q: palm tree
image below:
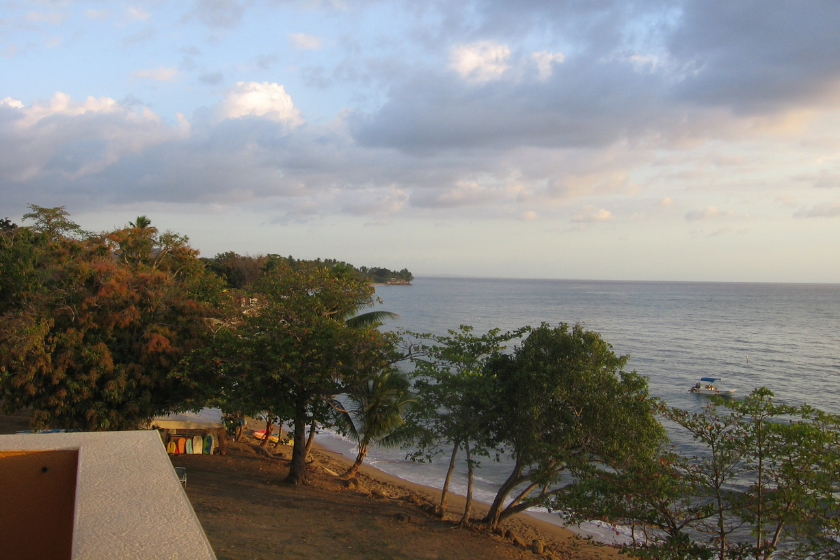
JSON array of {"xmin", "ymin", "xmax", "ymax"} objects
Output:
[
  {"xmin": 129, "ymin": 215, "xmax": 152, "ymax": 229},
  {"xmin": 344, "ymin": 310, "xmax": 399, "ymax": 328},
  {"xmin": 334, "ymin": 369, "xmax": 414, "ymax": 479}
]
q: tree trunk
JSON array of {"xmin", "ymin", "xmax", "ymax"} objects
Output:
[
  {"xmin": 234, "ymin": 414, "xmax": 244, "ymax": 441},
  {"xmin": 272, "ymin": 425, "xmax": 285, "ymax": 450},
  {"xmin": 484, "ymin": 459, "xmax": 525, "ymax": 529},
  {"xmin": 260, "ymin": 419, "xmax": 273, "ymax": 447},
  {"xmin": 342, "ymin": 446, "xmax": 368, "ymax": 479},
  {"xmin": 285, "ymin": 400, "xmax": 309, "ymax": 485},
  {"xmin": 439, "ymin": 440, "xmax": 460, "ymax": 517},
  {"xmin": 304, "ymin": 419, "xmax": 317, "ymax": 460},
  {"xmin": 459, "ymin": 441, "xmax": 474, "ymax": 527}
]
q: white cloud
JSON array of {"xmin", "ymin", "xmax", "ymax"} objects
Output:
[
  {"xmin": 572, "ymin": 206, "xmax": 612, "ymax": 222},
  {"xmin": 660, "ymin": 197, "xmax": 673, "ymax": 206},
  {"xmin": 1, "ymin": 97, "xmax": 25, "ymax": 109},
  {"xmin": 216, "ymin": 82, "xmax": 303, "ymax": 126},
  {"xmin": 531, "ymin": 51, "xmax": 565, "ymax": 81},
  {"xmin": 289, "ymin": 33, "xmax": 322, "ymax": 50},
  {"xmin": 450, "ymin": 41, "xmax": 510, "ymax": 82},
  {"xmin": 521, "ymin": 210, "xmax": 538, "ymax": 221},
  {"xmin": 132, "ymin": 67, "xmax": 179, "ymax": 82},
  {"xmin": 0, "ymin": 92, "xmax": 188, "ymax": 183}
]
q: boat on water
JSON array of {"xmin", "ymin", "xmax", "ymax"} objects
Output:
[{"xmin": 690, "ymin": 377, "xmax": 736, "ymax": 396}]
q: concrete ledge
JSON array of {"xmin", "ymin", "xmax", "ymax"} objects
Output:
[{"xmin": 0, "ymin": 431, "xmax": 216, "ymax": 560}]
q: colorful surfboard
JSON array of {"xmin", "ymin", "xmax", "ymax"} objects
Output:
[
  {"xmin": 166, "ymin": 441, "xmax": 177, "ymax": 454},
  {"xmin": 185, "ymin": 438, "xmax": 193, "ymax": 454},
  {"xmin": 193, "ymin": 436, "xmax": 203, "ymax": 454},
  {"xmin": 253, "ymin": 430, "xmax": 280, "ymax": 443},
  {"xmin": 177, "ymin": 437, "xmax": 186, "ymax": 454},
  {"xmin": 203, "ymin": 434, "xmax": 213, "ymax": 455}
]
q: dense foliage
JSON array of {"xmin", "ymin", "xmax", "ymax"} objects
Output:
[
  {"xmin": 202, "ymin": 252, "xmax": 413, "ymax": 290},
  {"xmin": 0, "ymin": 206, "xmax": 224, "ymax": 430}
]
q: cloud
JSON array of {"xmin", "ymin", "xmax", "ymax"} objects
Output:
[
  {"xmin": 410, "ymin": 180, "xmax": 498, "ymax": 209},
  {"xmin": 450, "ymin": 41, "xmax": 511, "ymax": 82},
  {"xmin": 86, "ymin": 9, "xmax": 111, "ymax": 20},
  {"xmin": 127, "ymin": 7, "xmax": 151, "ymax": 21},
  {"xmin": 184, "ymin": 0, "xmax": 250, "ymax": 29},
  {"xmin": 0, "ymin": 93, "xmax": 188, "ymax": 187},
  {"xmin": 341, "ymin": 188, "xmax": 407, "ymax": 216},
  {"xmin": 572, "ymin": 207, "xmax": 612, "ymax": 223},
  {"xmin": 814, "ymin": 171, "xmax": 840, "ymax": 189},
  {"xmin": 794, "ymin": 203, "xmax": 840, "ymax": 219},
  {"xmin": 199, "ymin": 71, "xmax": 225, "ymax": 85},
  {"xmin": 520, "ymin": 210, "xmax": 538, "ymax": 221},
  {"xmin": 215, "ymin": 82, "xmax": 303, "ymax": 126},
  {"xmin": 132, "ymin": 67, "xmax": 179, "ymax": 82},
  {"xmin": 531, "ymin": 51, "xmax": 565, "ymax": 81},
  {"xmin": 24, "ymin": 11, "xmax": 66, "ymax": 24},
  {"xmin": 289, "ymin": 33, "xmax": 322, "ymax": 50},
  {"xmin": 660, "ymin": 197, "xmax": 673, "ymax": 206},
  {"xmin": 685, "ymin": 206, "xmax": 733, "ymax": 221},
  {"xmin": 669, "ymin": 0, "xmax": 840, "ymax": 112}
]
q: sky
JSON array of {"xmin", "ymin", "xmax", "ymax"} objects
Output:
[{"xmin": 2, "ymin": 0, "xmax": 840, "ymax": 283}]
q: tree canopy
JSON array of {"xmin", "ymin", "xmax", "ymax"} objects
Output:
[
  {"xmin": 484, "ymin": 323, "xmax": 665, "ymax": 528},
  {"xmin": 0, "ymin": 207, "xmax": 225, "ymax": 430}
]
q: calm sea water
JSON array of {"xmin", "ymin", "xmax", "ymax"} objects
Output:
[{"xmin": 318, "ymin": 277, "xmax": 840, "ymax": 541}]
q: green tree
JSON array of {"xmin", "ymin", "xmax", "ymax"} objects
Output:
[
  {"xmin": 408, "ymin": 325, "xmax": 527, "ymax": 521},
  {"xmin": 662, "ymin": 402, "xmax": 746, "ymax": 559},
  {"xmin": 724, "ymin": 389, "xmax": 840, "ymax": 560},
  {"xmin": 562, "ymin": 445, "xmax": 713, "ymax": 553},
  {"xmin": 21, "ymin": 204, "xmax": 86, "ymax": 240},
  {"xmin": 187, "ymin": 261, "xmax": 395, "ymax": 485},
  {"xmin": 0, "ymin": 208, "xmax": 224, "ymax": 430},
  {"xmin": 485, "ymin": 323, "xmax": 665, "ymax": 529},
  {"xmin": 332, "ymin": 368, "xmax": 414, "ymax": 479}
]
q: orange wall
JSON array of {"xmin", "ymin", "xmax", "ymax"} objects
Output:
[{"xmin": 0, "ymin": 449, "xmax": 79, "ymax": 560}]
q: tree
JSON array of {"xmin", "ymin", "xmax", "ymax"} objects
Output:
[
  {"xmin": 662, "ymin": 402, "xmax": 746, "ymax": 559},
  {"xmin": 724, "ymin": 389, "xmax": 840, "ymax": 560},
  {"xmin": 484, "ymin": 323, "xmax": 665, "ymax": 529},
  {"xmin": 332, "ymin": 368, "xmax": 414, "ymax": 479},
  {"xmin": 561, "ymin": 445, "xmax": 713, "ymax": 551},
  {"xmin": 186, "ymin": 260, "xmax": 395, "ymax": 485},
  {"xmin": 408, "ymin": 325, "xmax": 527, "ymax": 520},
  {"xmin": 203, "ymin": 252, "xmax": 268, "ymax": 290},
  {"xmin": 21, "ymin": 204, "xmax": 86, "ymax": 240},
  {"xmin": 0, "ymin": 207, "xmax": 224, "ymax": 430}
]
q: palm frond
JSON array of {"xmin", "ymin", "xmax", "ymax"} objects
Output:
[{"xmin": 345, "ymin": 311, "xmax": 399, "ymax": 328}]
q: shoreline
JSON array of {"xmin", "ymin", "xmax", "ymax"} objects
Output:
[
  {"xmin": 241, "ymin": 418, "xmax": 625, "ymax": 557},
  {"xmin": 299, "ymin": 434, "xmax": 626, "ymax": 558},
  {"xmin": 306, "ymin": 425, "xmax": 629, "ymax": 547}
]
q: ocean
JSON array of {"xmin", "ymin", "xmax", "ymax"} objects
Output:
[{"xmin": 316, "ymin": 277, "xmax": 840, "ymax": 542}]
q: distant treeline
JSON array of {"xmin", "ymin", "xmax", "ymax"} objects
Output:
[{"xmin": 202, "ymin": 252, "xmax": 413, "ymax": 289}]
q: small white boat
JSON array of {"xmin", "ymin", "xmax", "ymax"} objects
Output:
[{"xmin": 690, "ymin": 377, "xmax": 736, "ymax": 396}]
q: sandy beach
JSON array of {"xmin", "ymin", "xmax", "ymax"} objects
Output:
[{"xmin": 170, "ymin": 420, "xmax": 627, "ymax": 560}]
